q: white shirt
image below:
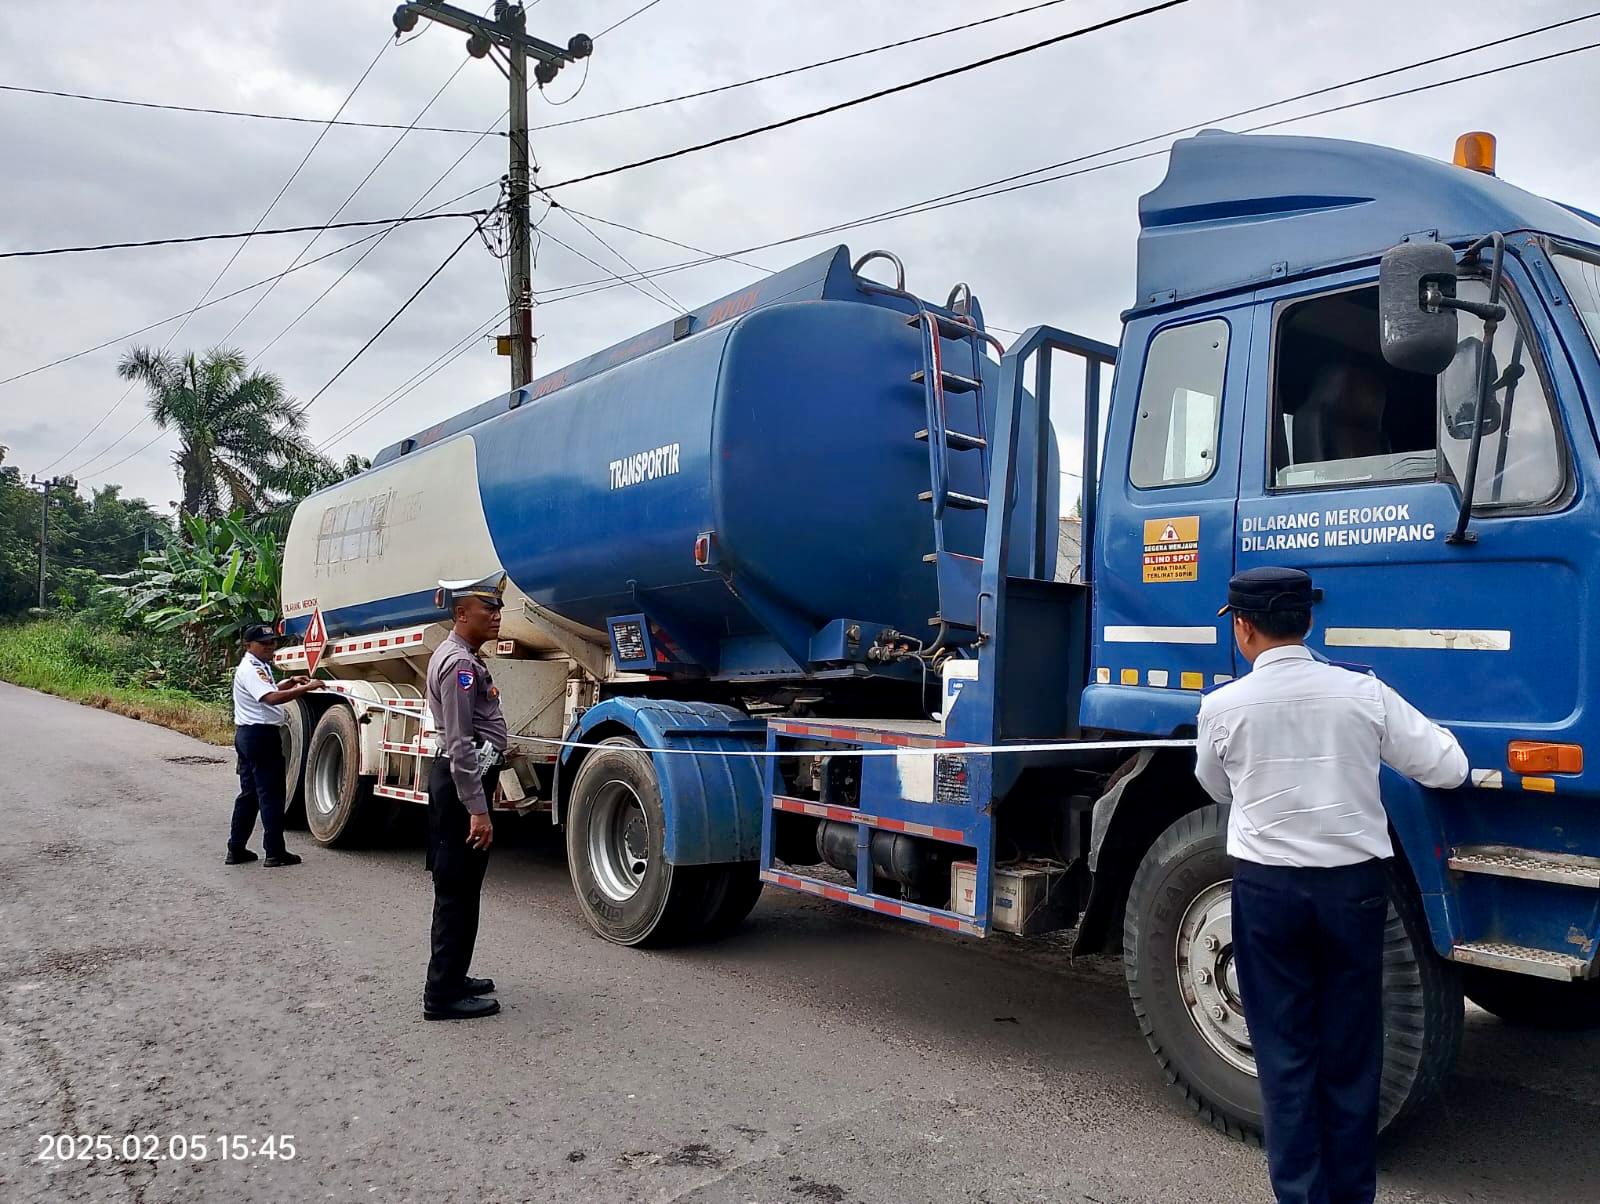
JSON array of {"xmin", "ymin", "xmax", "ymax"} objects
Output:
[
  {"xmin": 233, "ymin": 653, "xmax": 286, "ymax": 726},
  {"xmin": 1195, "ymin": 645, "xmax": 1468, "ymax": 867}
]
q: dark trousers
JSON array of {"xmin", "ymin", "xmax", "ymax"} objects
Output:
[
  {"xmin": 424, "ymin": 757, "xmax": 493, "ymax": 1004},
  {"xmin": 1232, "ymin": 857, "xmax": 1388, "ymax": 1204},
  {"xmin": 231, "ymin": 724, "xmax": 287, "ymax": 858}
]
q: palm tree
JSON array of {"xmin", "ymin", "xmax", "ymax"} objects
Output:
[{"xmin": 117, "ymin": 346, "xmax": 332, "ymax": 518}]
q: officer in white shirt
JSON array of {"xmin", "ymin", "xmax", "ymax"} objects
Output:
[
  {"xmin": 229, "ymin": 623, "xmax": 323, "ymax": 868},
  {"xmin": 1195, "ymin": 567, "xmax": 1466, "ymax": 1204}
]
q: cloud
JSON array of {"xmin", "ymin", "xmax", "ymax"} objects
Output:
[{"xmin": 2, "ymin": 0, "xmax": 1597, "ymax": 510}]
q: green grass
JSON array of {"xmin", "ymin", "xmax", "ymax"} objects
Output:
[{"xmin": 0, "ymin": 618, "xmax": 233, "ymax": 745}]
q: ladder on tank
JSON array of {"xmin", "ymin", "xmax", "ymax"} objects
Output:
[{"xmin": 910, "ymin": 286, "xmax": 1005, "ymax": 649}]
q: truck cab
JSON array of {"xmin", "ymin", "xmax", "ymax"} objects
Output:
[{"xmin": 1039, "ymin": 128, "xmax": 1600, "ymax": 1134}]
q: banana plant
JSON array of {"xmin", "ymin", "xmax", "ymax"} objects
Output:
[{"xmin": 102, "ymin": 509, "xmax": 283, "ymax": 676}]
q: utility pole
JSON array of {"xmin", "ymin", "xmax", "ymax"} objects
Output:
[
  {"xmin": 391, "ymin": 2, "xmax": 591, "ymax": 390},
  {"xmin": 29, "ymin": 475, "xmax": 64, "ymax": 609}
]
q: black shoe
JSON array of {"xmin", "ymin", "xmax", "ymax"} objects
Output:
[
  {"xmin": 262, "ymin": 851, "xmax": 302, "ymax": 868},
  {"xmin": 225, "ymin": 848, "xmax": 258, "ymax": 865},
  {"xmin": 458, "ymin": 976, "xmax": 496, "ymax": 998},
  {"xmin": 424, "ymin": 995, "xmax": 501, "ymax": 1021}
]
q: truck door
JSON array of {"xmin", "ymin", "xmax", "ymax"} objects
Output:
[
  {"xmin": 1086, "ymin": 298, "xmax": 1252, "ymax": 735},
  {"xmin": 1236, "ymin": 251, "xmax": 1594, "ymax": 786}
]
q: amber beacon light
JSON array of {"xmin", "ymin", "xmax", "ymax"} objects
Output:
[{"xmin": 1453, "ymin": 130, "xmax": 1497, "ymax": 175}]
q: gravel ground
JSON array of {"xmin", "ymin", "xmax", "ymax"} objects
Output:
[{"xmin": 3, "ymin": 681, "xmax": 1598, "ymax": 1203}]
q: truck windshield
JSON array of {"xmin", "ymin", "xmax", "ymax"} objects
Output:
[{"xmin": 1553, "ymin": 248, "xmax": 1600, "ymax": 357}]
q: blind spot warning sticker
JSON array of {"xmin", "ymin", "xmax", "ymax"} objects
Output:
[{"xmin": 1143, "ymin": 516, "xmax": 1200, "ymax": 583}]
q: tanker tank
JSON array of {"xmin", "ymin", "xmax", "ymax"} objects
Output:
[{"xmin": 280, "ymin": 245, "xmax": 1056, "ymax": 681}]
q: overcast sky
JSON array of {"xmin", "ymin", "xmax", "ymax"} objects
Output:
[{"xmin": 2, "ymin": 0, "xmax": 1597, "ymax": 512}]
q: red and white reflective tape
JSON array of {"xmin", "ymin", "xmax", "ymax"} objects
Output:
[
  {"xmin": 771, "ymin": 795, "xmax": 965, "ymax": 843},
  {"xmin": 761, "ymin": 869, "xmax": 984, "ymax": 937},
  {"xmin": 374, "ymin": 784, "xmax": 428, "ymax": 803},
  {"xmin": 276, "ymin": 627, "xmax": 429, "ymax": 666},
  {"xmin": 325, "ymin": 683, "xmax": 425, "ymax": 710},
  {"xmin": 769, "ymin": 719, "xmax": 966, "ymax": 749}
]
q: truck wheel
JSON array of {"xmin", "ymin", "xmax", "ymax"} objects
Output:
[
  {"xmin": 566, "ymin": 737, "xmax": 714, "ymax": 947},
  {"xmin": 304, "ymin": 705, "xmax": 378, "ymax": 847},
  {"xmin": 280, "ymin": 700, "xmax": 309, "ymax": 829},
  {"xmin": 1122, "ymin": 805, "xmax": 1463, "ymax": 1142},
  {"xmin": 700, "ymin": 863, "xmax": 764, "ymax": 938},
  {"xmin": 1462, "ymin": 966, "xmax": 1600, "ymax": 1030}
]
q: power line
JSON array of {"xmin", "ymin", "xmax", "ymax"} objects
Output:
[
  {"xmin": 0, "ymin": 81, "xmax": 503, "ymax": 136},
  {"xmin": 1, "ymin": 209, "xmax": 489, "ymax": 261},
  {"xmin": 553, "ymin": 208, "xmax": 686, "ymax": 313},
  {"xmin": 596, "ymin": 0, "xmax": 669, "ymax": 40},
  {"xmin": 250, "ymin": 125, "xmax": 508, "ymax": 363},
  {"xmin": 538, "ymin": 0, "xmax": 1194, "ymax": 192},
  {"xmin": 530, "ymin": 0, "xmax": 1076, "ymax": 135},
  {"xmin": 315, "ymin": 304, "xmax": 511, "ymax": 452},
  {"xmin": 301, "ymin": 220, "xmax": 489, "ymax": 415},
  {"xmin": 537, "ymin": 226, "xmax": 681, "ymax": 315},
  {"xmin": 527, "ymin": 21, "xmax": 1600, "ymax": 307},
  {"xmin": 0, "ymin": 224, "xmax": 401, "ymax": 389},
  {"xmin": 556, "ymin": 205, "xmax": 769, "ymax": 272},
  {"xmin": 42, "ymin": 37, "xmax": 395, "ymax": 478},
  {"xmin": 224, "ymin": 55, "xmax": 476, "ymax": 346},
  {"xmin": 78, "ymin": 214, "xmax": 491, "ymax": 485}
]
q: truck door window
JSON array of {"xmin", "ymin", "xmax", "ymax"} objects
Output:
[
  {"xmin": 1272, "ymin": 287, "xmax": 1435, "ymax": 489},
  {"xmin": 1270, "ymin": 282, "xmax": 1563, "ymax": 508},
  {"xmin": 1438, "ymin": 279, "xmax": 1563, "ymax": 508},
  {"xmin": 1129, "ymin": 318, "xmax": 1228, "ymax": 489}
]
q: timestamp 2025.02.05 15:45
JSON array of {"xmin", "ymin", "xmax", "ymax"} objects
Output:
[{"xmin": 36, "ymin": 1133, "xmax": 296, "ymax": 1163}]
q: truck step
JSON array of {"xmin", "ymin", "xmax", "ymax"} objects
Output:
[
  {"xmin": 910, "ymin": 368, "xmax": 981, "ymax": 395},
  {"xmin": 915, "ymin": 427, "xmax": 987, "ymax": 450},
  {"xmin": 1450, "ymin": 940, "xmax": 1590, "ymax": 980},
  {"xmin": 907, "ymin": 311, "xmax": 976, "ymax": 341},
  {"xmin": 1449, "ymin": 844, "xmax": 1600, "ymax": 888},
  {"xmin": 918, "ymin": 490, "xmax": 987, "ymax": 510}
]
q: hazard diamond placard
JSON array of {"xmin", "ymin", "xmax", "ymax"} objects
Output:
[
  {"xmin": 302, "ymin": 605, "xmax": 328, "ymax": 676},
  {"xmin": 1142, "ymin": 516, "xmax": 1200, "ymax": 583}
]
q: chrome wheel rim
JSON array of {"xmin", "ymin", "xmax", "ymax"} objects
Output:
[
  {"xmin": 309, "ymin": 740, "xmax": 344, "ymax": 819},
  {"xmin": 587, "ymin": 780, "xmax": 649, "ymax": 903},
  {"xmin": 1175, "ymin": 880, "xmax": 1255, "ymax": 1076}
]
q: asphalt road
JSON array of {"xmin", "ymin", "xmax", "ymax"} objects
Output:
[{"xmin": 3, "ymin": 682, "xmax": 1599, "ymax": 1204}]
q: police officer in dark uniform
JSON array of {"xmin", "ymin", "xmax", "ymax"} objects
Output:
[
  {"xmin": 1196, "ymin": 567, "xmax": 1467, "ymax": 1204},
  {"xmin": 422, "ymin": 574, "xmax": 509, "ymax": 1021}
]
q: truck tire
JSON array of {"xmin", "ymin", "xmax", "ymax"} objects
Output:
[
  {"xmin": 1461, "ymin": 966, "xmax": 1600, "ymax": 1030},
  {"xmin": 1122, "ymin": 805, "xmax": 1462, "ymax": 1142},
  {"xmin": 303, "ymin": 705, "xmax": 379, "ymax": 847},
  {"xmin": 566, "ymin": 736, "xmax": 716, "ymax": 947},
  {"xmin": 280, "ymin": 700, "xmax": 309, "ymax": 829},
  {"xmin": 699, "ymin": 863, "xmax": 764, "ymax": 938}
]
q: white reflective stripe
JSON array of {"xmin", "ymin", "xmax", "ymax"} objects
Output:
[
  {"xmin": 1471, "ymin": 769, "xmax": 1505, "ymax": 789},
  {"xmin": 1147, "ymin": 670, "xmax": 1170, "ymax": 687},
  {"xmin": 1323, "ymin": 627, "xmax": 1511, "ymax": 652},
  {"xmin": 1104, "ymin": 625, "xmax": 1218, "ymax": 645},
  {"xmin": 339, "ymin": 697, "xmax": 1195, "ymax": 758}
]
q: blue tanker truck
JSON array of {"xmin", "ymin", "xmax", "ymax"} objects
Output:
[{"xmin": 277, "ymin": 128, "xmax": 1600, "ymax": 1140}]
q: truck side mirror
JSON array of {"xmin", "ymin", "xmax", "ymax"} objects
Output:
[
  {"xmin": 1442, "ymin": 336, "xmax": 1503, "ymax": 439},
  {"xmin": 1379, "ymin": 241, "xmax": 1460, "ymax": 375}
]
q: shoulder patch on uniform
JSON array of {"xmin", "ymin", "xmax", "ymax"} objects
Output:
[
  {"xmin": 457, "ymin": 669, "xmax": 475, "ymax": 690},
  {"xmin": 1328, "ymin": 659, "xmax": 1375, "ymax": 677},
  {"xmin": 256, "ymin": 669, "xmax": 272, "ymax": 683}
]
